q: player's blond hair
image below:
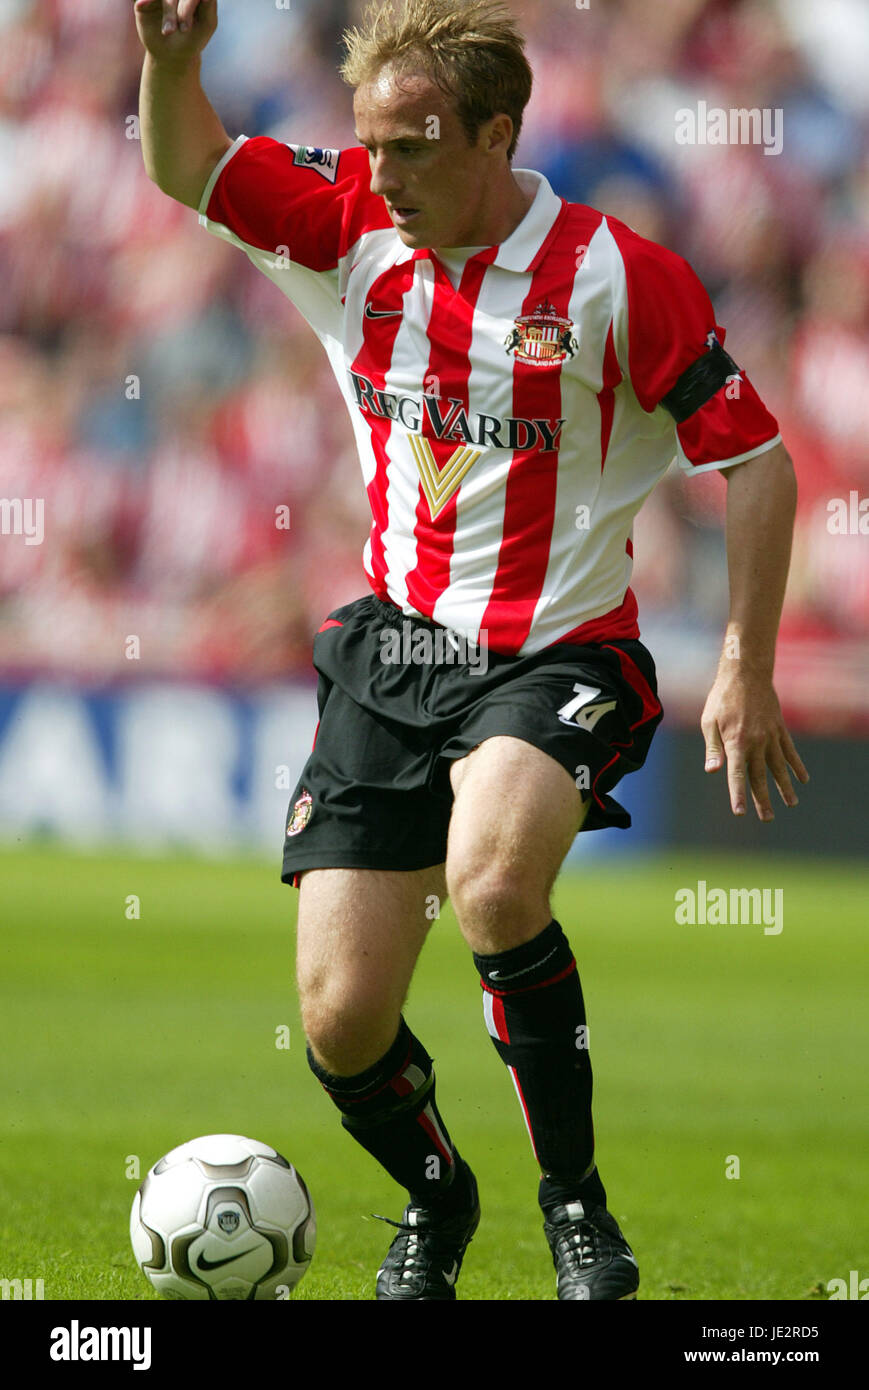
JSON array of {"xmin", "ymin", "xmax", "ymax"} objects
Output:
[{"xmin": 341, "ymin": 0, "xmax": 533, "ymax": 161}]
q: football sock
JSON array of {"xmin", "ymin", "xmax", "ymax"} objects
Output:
[
  {"xmin": 306, "ymin": 1017, "xmax": 471, "ymax": 1210},
  {"xmin": 473, "ymin": 918, "xmax": 608, "ymax": 1212}
]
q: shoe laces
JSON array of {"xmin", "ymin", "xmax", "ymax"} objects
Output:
[
  {"xmin": 372, "ymin": 1210, "xmax": 420, "ymax": 1237},
  {"xmin": 372, "ymin": 1210, "xmax": 430, "ymax": 1281},
  {"xmin": 554, "ymin": 1215, "xmax": 600, "ymax": 1270}
]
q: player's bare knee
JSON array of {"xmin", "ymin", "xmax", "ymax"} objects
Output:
[
  {"xmin": 447, "ymin": 857, "xmax": 549, "ymax": 951},
  {"xmin": 300, "ymin": 982, "xmax": 398, "ymax": 1076},
  {"xmin": 303, "ymin": 1014, "xmax": 392, "ymax": 1077}
]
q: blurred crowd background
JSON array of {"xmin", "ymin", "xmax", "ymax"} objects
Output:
[{"xmin": 2, "ymin": 0, "xmax": 868, "ymax": 726}]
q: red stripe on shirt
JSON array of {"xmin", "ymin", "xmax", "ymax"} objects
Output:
[
  {"xmin": 403, "ymin": 248, "xmax": 498, "ymax": 616},
  {"xmin": 550, "ymin": 588, "xmax": 640, "ymax": 646},
  {"xmin": 350, "ymin": 263, "xmax": 418, "ymax": 598},
  {"xmin": 599, "ymin": 320, "xmax": 621, "ymax": 470},
  {"xmin": 479, "ymin": 207, "xmax": 583, "ymax": 652}
]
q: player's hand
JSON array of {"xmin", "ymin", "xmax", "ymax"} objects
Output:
[
  {"xmin": 134, "ymin": 0, "xmax": 217, "ymax": 60},
  {"xmin": 701, "ymin": 669, "xmax": 809, "ymax": 821}
]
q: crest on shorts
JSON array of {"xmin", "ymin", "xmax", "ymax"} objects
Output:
[
  {"xmin": 287, "ymin": 790, "xmax": 313, "ymax": 837},
  {"xmin": 505, "ymin": 300, "xmax": 579, "ymax": 368}
]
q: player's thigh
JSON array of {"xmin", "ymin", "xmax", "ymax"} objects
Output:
[
  {"xmin": 295, "ymin": 864, "xmax": 446, "ymax": 1055},
  {"xmin": 445, "ymin": 736, "xmax": 588, "ymax": 950}
]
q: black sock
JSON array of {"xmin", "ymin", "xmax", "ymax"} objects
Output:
[
  {"xmin": 538, "ymin": 1169, "xmax": 607, "ymax": 1213},
  {"xmin": 473, "ymin": 919, "xmax": 608, "ymax": 1212},
  {"xmin": 306, "ymin": 1017, "xmax": 470, "ymax": 1209}
]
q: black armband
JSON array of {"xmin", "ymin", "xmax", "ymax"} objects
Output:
[{"xmin": 659, "ymin": 340, "xmax": 741, "ymax": 423}]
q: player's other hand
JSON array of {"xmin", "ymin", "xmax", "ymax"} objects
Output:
[
  {"xmin": 134, "ymin": 0, "xmax": 217, "ymax": 60},
  {"xmin": 701, "ymin": 669, "xmax": 809, "ymax": 822}
]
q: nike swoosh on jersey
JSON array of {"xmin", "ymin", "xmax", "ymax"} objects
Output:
[
  {"xmin": 194, "ymin": 1246, "xmax": 260, "ymax": 1272},
  {"xmin": 365, "ymin": 304, "xmax": 403, "ymax": 319}
]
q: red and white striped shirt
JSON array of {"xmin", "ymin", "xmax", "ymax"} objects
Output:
[{"xmin": 199, "ymin": 137, "xmax": 781, "ymax": 655}]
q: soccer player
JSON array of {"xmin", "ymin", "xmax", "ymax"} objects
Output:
[{"xmin": 135, "ymin": 0, "xmax": 809, "ymax": 1300}]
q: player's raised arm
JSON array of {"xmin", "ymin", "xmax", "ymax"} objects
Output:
[{"xmin": 134, "ymin": 0, "xmax": 232, "ymax": 209}]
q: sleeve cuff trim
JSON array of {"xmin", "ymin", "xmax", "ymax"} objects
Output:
[
  {"xmin": 679, "ymin": 432, "xmax": 782, "ymax": 477},
  {"xmin": 197, "ymin": 134, "xmax": 248, "ymax": 220}
]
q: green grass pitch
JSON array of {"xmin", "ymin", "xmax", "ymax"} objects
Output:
[{"xmin": 0, "ymin": 843, "xmax": 865, "ymax": 1301}]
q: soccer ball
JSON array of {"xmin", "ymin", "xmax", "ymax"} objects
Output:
[{"xmin": 130, "ymin": 1134, "xmax": 316, "ymax": 1300}]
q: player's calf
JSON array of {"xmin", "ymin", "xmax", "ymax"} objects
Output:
[
  {"xmin": 471, "ymin": 917, "xmax": 639, "ymax": 1298},
  {"xmin": 305, "ymin": 1016, "xmax": 479, "ymax": 1298}
]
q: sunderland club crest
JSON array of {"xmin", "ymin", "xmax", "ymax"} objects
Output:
[
  {"xmin": 505, "ymin": 300, "xmax": 579, "ymax": 367},
  {"xmin": 287, "ymin": 790, "xmax": 313, "ymax": 837}
]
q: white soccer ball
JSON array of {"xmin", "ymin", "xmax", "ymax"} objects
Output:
[{"xmin": 130, "ymin": 1134, "xmax": 316, "ymax": 1300}]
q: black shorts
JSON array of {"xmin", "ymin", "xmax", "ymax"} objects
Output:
[{"xmin": 281, "ymin": 595, "xmax": 663, "ymax": 884}]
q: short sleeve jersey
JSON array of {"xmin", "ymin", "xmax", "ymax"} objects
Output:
[{"xmin": 199, "ymin": 136, "xmax": 781, "ymax": 656}]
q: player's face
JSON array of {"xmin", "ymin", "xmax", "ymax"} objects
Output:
[{"xmin": 354, "ymin": 69, "xmax": 513, "ymax": 250}]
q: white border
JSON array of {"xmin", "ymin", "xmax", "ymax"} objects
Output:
[
  {"xmin": 197, "ymin": 134, "xmax": 249, "ymax": 221},
  {"xmin": 679, "ymin": 431, "xmax": 783, "ymax": 477}
]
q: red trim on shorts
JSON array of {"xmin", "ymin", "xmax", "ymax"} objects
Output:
[
  {"xmin": 587, "ymin": 642, "xmax": 663, "ymax": 813},
  {"xmin": 602, "ymin": 642, "xmax": 661, "ymax": 726}
]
